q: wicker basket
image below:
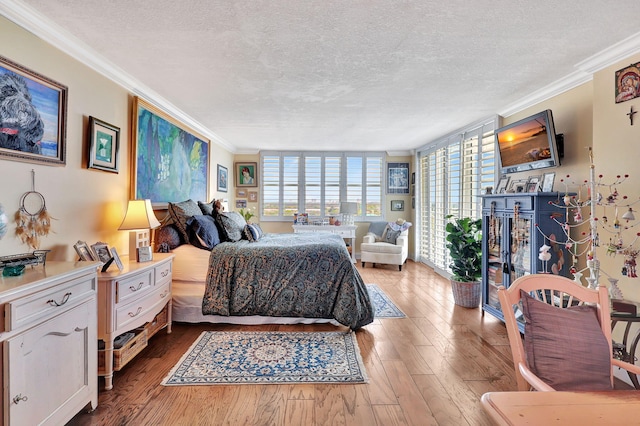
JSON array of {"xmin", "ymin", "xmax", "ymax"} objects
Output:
[{"xmin": 451, "ymin": 279, "xmax": 481, "ymax": 308}]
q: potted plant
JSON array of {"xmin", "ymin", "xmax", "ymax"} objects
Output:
[{"xmin": 445, "ymin": 215, "xmax": 482, "ymax": 308}]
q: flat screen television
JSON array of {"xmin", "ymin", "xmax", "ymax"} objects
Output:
[{"xmin": 495, "ymin": 109, "xmax": 561, "ymax": 174}]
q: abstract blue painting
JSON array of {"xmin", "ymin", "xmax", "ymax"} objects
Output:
[{"xmin": 133, "ymin": 97, "xmax": 209, "ymax": 204}]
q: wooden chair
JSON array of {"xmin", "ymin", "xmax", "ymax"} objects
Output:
[{"xmin": 498, "ymin": 274, "xmax": 640, "ymax": 391}]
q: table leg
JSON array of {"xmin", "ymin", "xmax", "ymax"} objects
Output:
[{"xmin": 104, "ymin": 338, "xmax": 114, "ymax": 390}]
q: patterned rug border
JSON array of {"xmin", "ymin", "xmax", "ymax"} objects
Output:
[
  {"xmin": 162, "ymin": 330, "xmax": 368, "ymax": 386},
  {"xmin": 367, "ymin": 284, "xmax": 406, "ymax": 318}
]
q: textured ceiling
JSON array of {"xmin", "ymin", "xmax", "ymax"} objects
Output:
[{"xmin": 8, "ymin": 1, "xmax": 640, "ymax": 152}]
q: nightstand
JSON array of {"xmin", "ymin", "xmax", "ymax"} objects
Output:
[{"xmin": 97, "ymin": 253, "xmax": 174, "ymax": 390}]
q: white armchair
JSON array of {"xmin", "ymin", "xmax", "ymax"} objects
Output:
[{"xmin": 360, "ymin": 221, "xmax": 410, "ymax": 271}]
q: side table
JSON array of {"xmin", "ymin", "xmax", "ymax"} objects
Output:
[
  {"xmin": 97, "ymin": 253, "xmax": 174, "ymax": 390},
  {"xmin": 292, "ymin": 224, "xmax": 357, "ymax": 263}
]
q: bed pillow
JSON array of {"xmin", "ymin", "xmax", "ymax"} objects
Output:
[
  {"xmin": 215, "ymin": 211, "xmax": 247, "ymax": 242},
  {"xmin": 243, "ymin": 223, "xmax": 264, "ymax": 242},
  {"xmin": 155, "ymin": 224, "xmax": 183, "ymax": 252},
  {"xmin": 168, "ymin": 199, "xmax": 201, "ymax": 241},
  {"xmin": 187, "ymin": 215, "xmax": 220, "ymax": 250},
  {"xmin": 520, "ymin": 290, "xmax": 612, "ymax": 391},
  {"xmin": 198, "ymin": 200, "xmax": 216, "ymax": 216}
]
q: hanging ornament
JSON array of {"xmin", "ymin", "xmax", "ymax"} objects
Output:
[
  {"xmin": 14, "ymin": 170, "xmax": 53, "ymax": 250},
  {"xmin": 622, "ymin": 207, "xmax": 635, "ymax": 222}
]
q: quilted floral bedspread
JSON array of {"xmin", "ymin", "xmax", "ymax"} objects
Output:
[{"xmin": 201, "ymin": 232, "xmax": 374, "ymax": 329}]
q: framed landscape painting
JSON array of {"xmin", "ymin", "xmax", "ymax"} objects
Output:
[
  {"xmin": 0, "ymin": 55, "xmax": 67, "ymax": 165},
  {"xmin": 132, "ymin": 97, "xmax": 210, "ymax": 206}
]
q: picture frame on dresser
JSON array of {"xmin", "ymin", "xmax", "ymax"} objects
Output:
[
  {"xmin": 74, "ymin": 240, "xmax": 95, "ymax": 261},
  {"xmin": 496, "ymin": 176, "xmax": 510, "ymax": 194},
  {"xmin": 110, "ymin": 247, "xmax": 124, "ymax": 271},
  {"xmin": 91, "ymin": 242, "xmax": 112, "ymax": 263}
]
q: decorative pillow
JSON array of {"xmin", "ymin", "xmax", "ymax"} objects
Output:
[
  {"xmin": 384, "ymin": 229, "xmax": 401, "ymax": 245},
  {"xmin": 187, "ymin": 215, "xmax": 220, "ymax": 250},
  {"xmin": 168, "ymin": 199, "xmax": 201, "ymax": 241},
  {"xmin": 215, "ymin": 211, "xmax": 247, "ymax": 242},
  {"xmin": 368, "ymin": 221, "xmax": 388, "ymax": 240},
  {"xmin": 520, "ymin": 290, "xmax": 612, "ymax": 391},
  {"xmin": 155, "ymin": 224, "xmax": 183, "ymax": 252},
  {"xmin": 198, "ymin": 200, "xmax": 216, "ymax": 216},
  {"xmin": 243, "ymin": 223, "xmax": 264, "ymax": 242}
]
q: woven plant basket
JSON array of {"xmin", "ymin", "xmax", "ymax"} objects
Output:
[{"xmin": 451, "ymin": 279, "xmax": 481, "ymax": 308}]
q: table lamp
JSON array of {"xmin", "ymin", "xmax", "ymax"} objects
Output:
[
  {"xmin": 118, "ymin": 199, "xmax": 161, "ymax": 262},
  {"xmin": 340, "ymin": 202, "xmax": 358, "ymax": 226}
]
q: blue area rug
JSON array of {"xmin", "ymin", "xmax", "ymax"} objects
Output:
[
  {"xmin": 162, "ymin": 331, "xmax": 367, "ymax": 385},
  {"xmin": 367, "ymin": 284, "xmax": 406, "ymax": 318}
]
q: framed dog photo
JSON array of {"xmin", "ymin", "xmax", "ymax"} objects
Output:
[
  {"xmin": 91, "ymin": 242, "xmax": 112, "ymax": 264},
  {"xmin": 0, "ymin": 54, "xmax": 67, "ymax": 166}
]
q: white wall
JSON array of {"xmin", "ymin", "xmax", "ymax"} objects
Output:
[{"xmin": 0, "ymin": 17, "xmax": 233, "ymax": 260}]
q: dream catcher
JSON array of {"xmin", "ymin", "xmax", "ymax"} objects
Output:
[{"xmin": 15, "ymin": 170, "xmax": 53, "ymax": 250}]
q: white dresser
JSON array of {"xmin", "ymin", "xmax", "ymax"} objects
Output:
[
  {"xmin": 0, "ymin": 261, "xmax": 100, "ymax": 425},
  {"xmin": 292, "ymin": 224, "xmax": 357, "ymax": 262}
]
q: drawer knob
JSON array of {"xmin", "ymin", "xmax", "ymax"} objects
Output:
[
  {"xmin": 128, "ymin": 307, "xmax": 143, "ymax": 317},
  {"xmin": 12, "ymin": 394, "xmax": 28, "ymax": 404},
  {"xmin": 160, "ymin": 290, "xmax": 169, "ymax": 298},
  {"xmin": 47, "ymin": 292, "xmax": 71, "ymax": 307},
  {"xmin": 129, "ymin": 282, "xmax": 144, "ymax": 292}
]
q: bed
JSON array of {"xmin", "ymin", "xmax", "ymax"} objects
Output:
[{"xmin": 170, "ymin": 231, "xmax": 374, "ymax": 330}]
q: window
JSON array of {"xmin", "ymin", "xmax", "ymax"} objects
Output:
[
  {"xmin": 260, "ymin": 152, "xmax": 385, "ymax": 221},
  {"xmin": 417, "ymin": 117, "xmax": 497, "ymax": 276}
]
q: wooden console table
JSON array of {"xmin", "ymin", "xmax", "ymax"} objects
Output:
[
  {"xmin": 97, "ymin": 253, "xmax": 174, "ymax": 390},
  {"xmin": 292, "ymin": 224, "xmax": 357, "ymax": 262}
]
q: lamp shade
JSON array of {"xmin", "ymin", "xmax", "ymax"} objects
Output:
[
  {"xmin": 340, "ymin": 202, "xmax": 358, "ymax": 214},
  {"xmin": 118, "ymin": 199, "xmax": 161, "ymax": 230}
]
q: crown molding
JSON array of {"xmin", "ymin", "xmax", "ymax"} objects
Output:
[
  {"xmin": 499, "ymin": 31, "xmax": 640, "ymax": 118},
  {"xmin": 0, "ymin": 0, "xmax": 236, "ymax": 153}
]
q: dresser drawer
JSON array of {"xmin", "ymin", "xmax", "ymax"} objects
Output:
[
  {"xmin": 6, "ymin": 275, "xmax": 96, "ymax": 332},
  {"xmin": 114, "ymin": 281, "xmax": 171, "ymax": 331},
  {"xmin": 116, "ymin": 269, "xmax": 153, "ymax": 304},
  {"xmin": 154, "ymin": 260, "xmax": 172, "ymax": 285}
]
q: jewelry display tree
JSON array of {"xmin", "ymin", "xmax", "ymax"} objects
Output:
[{"xmin": 536, "ymin": 148, "xmax": 639, "ymax": 298}]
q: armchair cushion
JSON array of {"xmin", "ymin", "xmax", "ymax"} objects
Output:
[
  {"xmin": 520, "ymin": 290, "xmax": 612, "ymax": 391},
  {"xmin": 384, "ymin": 229, "xmax": 401, "ymax": 244},
  {"xmin": 368, "ymin": 221, "xmax": 388, "ymax": 239}
]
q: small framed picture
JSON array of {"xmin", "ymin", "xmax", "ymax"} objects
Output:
[
  {"xmin": 236, "ymin": 199, "xmax": 247, "ymax": 209},
  {"xmin": 74, "ymin": 240, "xmax": 95, "ymax": 261},
  {"xmin": 91, "ymin": 242, "xmax": 112, "ymax": 263},
  {"xmin": 542, "ymin": 172, "xmax": 556, "ymax": 192},
  {"xmin": 248, "ymin": 191, "xmax": 258, "ymax": 202},
  {"xmin": 137, "ymin": 246, "xmax": 153, "ymax": 263},
  {"xmin": 236, "ymin": 188, "xmax": 247, "ymax": 198},
  {"xmin": 217, "ymin": 164, "xmax": 228, "ymax": 192},
  {"xmin": 496, "ymin": 176, "xmax": 510, "ymax": 194},
  {"xmin": 110, "ymin": 247, "xmax": 124, "ymax": 271},
  {"xmin": 526, "ymin": 182, "xmax": 539, "ymax": 193},
  {"xmin": 391, "ymin": 200, "xmax": 404, "ymax": 211},
  {"xmin": 235, "ymin": 162, "xmax": 258, "ymax": 187},
  {"xmin": 508, "ymin": 178, "xmax": 528, "ymax": 193},
  {"xmin": 88, "ymin": 116, "xmax": 120, "ymax": 173}
]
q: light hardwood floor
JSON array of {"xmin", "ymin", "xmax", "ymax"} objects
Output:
[{"xmin": 69, "ymin": 260, "xmax": 516, "ymax": 425}]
